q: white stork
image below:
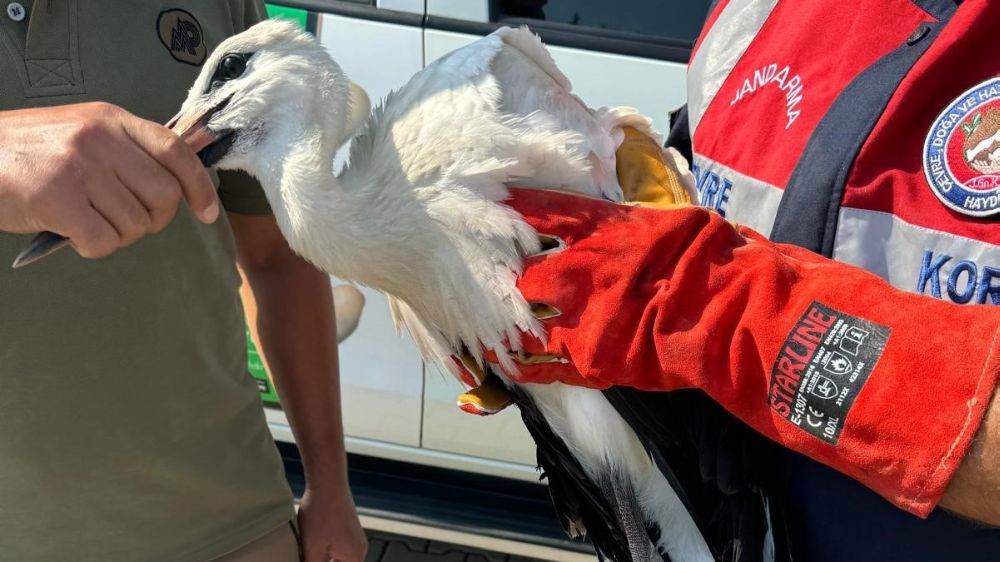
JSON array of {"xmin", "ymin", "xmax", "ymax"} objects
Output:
[{"xmin": 23, "ymin": 20, "xmax": 781, "ymax": 561}]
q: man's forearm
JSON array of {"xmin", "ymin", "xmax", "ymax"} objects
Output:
[
  {"xmin": 239, "ymin": 252, "xmax": 348, "ymax": 486},
  {"xmin": 941, "ymin": 387, "xmax": 1000, "ymax": 526}
]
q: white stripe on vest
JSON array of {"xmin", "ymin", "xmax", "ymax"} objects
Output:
[
  {"xmin": 833, "ymin": 207, "xmax": 1000, "ymax": 305},
  {"xmin": 687, "ymin": 0, "xmax": 779, "ymax": 132},
  {"xmin": 692, "ymin": 154, "xmax": 784, "ymax": 237}
]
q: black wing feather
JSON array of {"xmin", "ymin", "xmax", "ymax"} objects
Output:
[
  {"xmin": 603, "ymin": 388, "xmax": 790, "ymax": 562},
  {"xmin": 508, "ymin": 386, "xmax": 638, "ymax": 562}
]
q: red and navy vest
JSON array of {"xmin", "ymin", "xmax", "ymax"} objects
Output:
[{"xmin": 686, "ymin": 0, "xmax": 999, "ymax": 307}]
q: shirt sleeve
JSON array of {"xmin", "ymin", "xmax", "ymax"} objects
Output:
[
  {"xmin": 243, "ymin": 0, "xmax": 269, "ymax": 29},
  {"xmin": 228, "ymin": 0, "xmax": 269, "ymax": 31},
  {"xmin": 217, "ymin": 170, "xmax": 274, "ymax": 216},
  {"xmin": 217, "ymin": 0, "xmax": 272, "ymax": 216}
]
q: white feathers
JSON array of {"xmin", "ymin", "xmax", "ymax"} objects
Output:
[
  {"xmin": 191, "ymin": 21, "xmax": 657, "ymax": 374},
  {"xmin": 335, "ymin": 26, "xmax": 654, "ymax": 373},
  {"xmin": 637, "ymin": 464, "xmax": 715, "ymax": 561},
  {"xmin": 182, "ymin": 21, "xmax": 708, "ymax": 560}
]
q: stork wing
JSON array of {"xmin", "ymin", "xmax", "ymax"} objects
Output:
[
  {"xmin": 604, "ymin": 388, "xmax": 792, "ymax": 562},
  {"xmin": 387, "ymin": 296, "xmax": 458, "ymax": 376},
  {"xmin": 350, "ymin": 26, "xmax": 659, "ymax": 204},
  {"xmin": 489, "ymin": 27, "xmax": 689, "ymax": 205}
]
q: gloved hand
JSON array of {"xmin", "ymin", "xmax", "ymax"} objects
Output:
[
  {"xmin": 455, "ymin": 127, "xmax": 694, "ymax": 415},
  {"xmin": 614, "ymin": 126, "xmax": 695, "ymax": 209},
  {"xmin": 467, "ymin": 188, "xmax": 1000, "ymax": 517}
]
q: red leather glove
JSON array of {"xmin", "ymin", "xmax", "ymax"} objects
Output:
[{"xmin": 494, "ymin": 188, "xmax": 1000, "ymax": 518}]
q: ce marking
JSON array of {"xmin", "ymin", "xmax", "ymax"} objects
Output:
[{"xmin": 806, "ymin": 406, "xmax": 825, "ymax": 428}]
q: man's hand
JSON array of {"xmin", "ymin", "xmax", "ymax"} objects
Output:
[
  {"xmin": 0, "ymin": 102, "xmax": 218, "ymax": 258},
  {"xmin": 298, "ymin": 484, "xmax": 367, "ymax": 562}
]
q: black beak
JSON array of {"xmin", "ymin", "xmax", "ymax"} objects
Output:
[
  {"xmin": 166, "ymin": 96, "xmax": 232, "ymax": 156},
  {"xmin": 11, "ymin": 232, "xmax": 70, "ymax": 268},
  {"xmin": 12, "ymin": 98, "xmax": 234, "ymax": 269}
]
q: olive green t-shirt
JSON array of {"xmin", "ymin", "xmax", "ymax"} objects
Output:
[{"xmin": 0, "ymin": 2, "xmax": 295, "ymax": 560}]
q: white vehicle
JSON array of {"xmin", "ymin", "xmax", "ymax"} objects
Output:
[{"xmin": 254, "ymin": 1, "xmax": 709, "ymax": 558}]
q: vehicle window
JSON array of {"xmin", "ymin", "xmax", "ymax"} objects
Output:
[{"xmin": 497, "ymin": 0, "xmax": 713, "ymax": 44}]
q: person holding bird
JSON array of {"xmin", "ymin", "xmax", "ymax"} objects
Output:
[
  {"xmin": 0, "ymin": 3, "xmax": 365, "ymax": 561},
  {"xmin": 475, "ymin": 1, "xmax": 1000, "ymax": 561}
]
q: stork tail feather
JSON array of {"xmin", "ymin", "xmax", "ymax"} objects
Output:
[
  {"xmin": 508, "ymin": 386, "xmax": 637, "ymax": 562},
  {"xmin": 604, "ymin": 387, "xmax": 787, "ymax": 562},
  {"xmin": 603, "ymin": 471, "xmax": 661, "ymax": 561}
]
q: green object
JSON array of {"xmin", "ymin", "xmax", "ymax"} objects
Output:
[
  {"xmin": 963, "ymin": 112, "xmax": 983, "ymax": 137},
  {"xmin": 248, "ymin": 5, "xmax": 308, "ymax": 408},
  {"xmin": 266, "ymin": 4, "xmax": 309, "ymax": 28},
  {"xmin": 0, "ymin": 2, "xmax": 295, "ymax": 560},
  {"xmin": 247, "ymin": 327, "xmax": 282, "ymax": 404}
]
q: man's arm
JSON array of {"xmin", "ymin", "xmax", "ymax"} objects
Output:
[
  {"xmin": 942, "ymin": 391, "xmax": 1000, "ymax": 526},
  {"xmin": 481, "ymin": 188, "xmax": 1000, "ymax": 524},
  {"xmin": 230, "ymin": 213, "xmax": 366, "ymax": 562},
  {"xmin": 663, "ymin": 122, "xmax": 1000, "ymax": 524}
]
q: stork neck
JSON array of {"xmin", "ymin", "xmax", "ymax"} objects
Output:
[
  {"xmin": 257, "ymin": 125, "xmax": 334, "ymax": 188},
  {"xmin": 255, "ymin": 127, "xmax": 427, "ymax": 294}
]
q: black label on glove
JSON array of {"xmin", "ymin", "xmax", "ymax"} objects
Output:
[{"xmin": 768, "ymin": 302, "xmax": 890, "ymax": 445}]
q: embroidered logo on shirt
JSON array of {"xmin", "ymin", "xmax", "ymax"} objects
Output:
[
  {"xmin": 768, "ymin": 302, "xmax": 890, "ymax": 445},
  {"xmin": 157, "ymin": 9, "xmax": 207, "ymax": 66},
  {"xmin": 923, "ymin": 78, "xmax": 1000, "ymax": 218}
]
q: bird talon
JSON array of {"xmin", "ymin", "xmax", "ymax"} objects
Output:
[
  {"xmin": 535, "ymin": 234, "xmax": 565, "ymax": 255},
  {"xmin": 511, "ymin": 351, "xmax": 568, "ymax": 365},
  {"xmin": 529, "ymin": 302, "xmax": 561, "ymax": 320},
  {"xmin": 458, "ymin": 351, "xmax": 489, "ymax": 386},
  {"xmin": 457, "ymin": 372, "xmax": 512, "ymax": 415}
]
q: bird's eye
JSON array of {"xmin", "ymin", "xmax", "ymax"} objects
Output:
[
  {"xmin": 219, "ymin": 54, "xmax": 247, "ymax": 80},
  {"xmin": 206, "ymin": 52, "xmax": 254, "ymax": 93}
]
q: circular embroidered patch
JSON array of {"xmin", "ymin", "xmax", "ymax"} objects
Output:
[
  {"xmin": 923, "ymin": 77, "xmax": 1000, "ymax": 218},
  {"xmin": 156, "ymin": 9, "xmax": 206, "ymax": 66}
]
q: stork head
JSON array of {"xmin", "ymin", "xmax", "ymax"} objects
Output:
[{"xmin": 169, "ymin": 19, "xmax": 369, "ymax": 176}]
